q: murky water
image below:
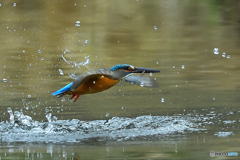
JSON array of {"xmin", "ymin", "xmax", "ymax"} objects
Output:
[{"xmin": 0, "ymin": 0, "xmax": 240, "ymax": 159}]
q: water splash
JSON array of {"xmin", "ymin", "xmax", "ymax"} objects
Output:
[
  {"xmin": 0, "ymin": 109, "xmax": 204, "ymax": 143},
  {"xmin": 62, "ymin": 48, "xmax": 90, "ymax": 67},
  {"xmin": 7, "ymin": 107, "xmax": 14, "ymax": 124},
  {"xmin": 214, "ymin": 132, "xmax": 234, "ymax": 137},
  {"xmin": 46, "ymin": 113, "xmax": 52, "ymax": 122}
]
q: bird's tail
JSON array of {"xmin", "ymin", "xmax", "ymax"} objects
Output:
[{"xmin": 52, "ymin": 82, "xmax": 73, "ymax": 96}]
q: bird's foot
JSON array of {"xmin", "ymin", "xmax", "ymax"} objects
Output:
[
  {"xmin": 69, "ymin": 95, "xmax": 75, "ymax": 99},
  {"xmin": 73, "ymin": 94, "xmax": 80, "ymax": 102},
  {"xmin": 69, "ymin": 94, "xmax": 80, "ymax": 102}
]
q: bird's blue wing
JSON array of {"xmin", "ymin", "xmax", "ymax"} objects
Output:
[{"xmin": 52, "ymin": 82, "xmax": 73, "ymax": 96}]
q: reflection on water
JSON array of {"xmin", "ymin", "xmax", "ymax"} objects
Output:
[{"xmin": 0, "ymin": 0, "xmax": 240, "ymax": 159}]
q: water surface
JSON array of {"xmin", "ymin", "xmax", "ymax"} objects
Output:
[{"xmin": 0, "ymin": 0, "xmax": 240, "ymax": 159}]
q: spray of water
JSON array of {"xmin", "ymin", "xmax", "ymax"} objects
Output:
[{"xmin": 62, "ymin": 48, "xmax": 91, "ymax": 68}]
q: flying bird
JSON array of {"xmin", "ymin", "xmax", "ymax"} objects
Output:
[{"xmin": 52, "ymin": 64, "xmax": 160, "ymax": 102}]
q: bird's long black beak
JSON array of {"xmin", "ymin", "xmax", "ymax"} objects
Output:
[{"xmin": 130, "ymin": 67, "xmax": 160, "ymax": 73}]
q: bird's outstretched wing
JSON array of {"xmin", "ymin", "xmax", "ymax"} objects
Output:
[
  {"xmin": 69, "ymin": 69, "xmax": 114, "ymax": 91},
  {"xmin": 68, "ymin": 73, "xmax": 79, "ymax": 80},
  {"xmin": 69, "ymin": 69, "xmax": 130, "ymax": 91},
  {"xmin": 124, "ymin": 75, "xmax": 159, "ymax": 87}
]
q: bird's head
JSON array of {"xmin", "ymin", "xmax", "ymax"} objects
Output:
[{"xmin": 110, "ymin": 64, "xmax": 160, "ymax": 74}]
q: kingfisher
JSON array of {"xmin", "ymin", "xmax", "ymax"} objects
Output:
[{"xmin": 52, "ymin": 64, "xmax": 160, "ymax": 102}]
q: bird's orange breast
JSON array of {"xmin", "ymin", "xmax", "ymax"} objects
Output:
[{"xmin": 73, "ymin": 75, "xmax": 120, "ymax": 95}]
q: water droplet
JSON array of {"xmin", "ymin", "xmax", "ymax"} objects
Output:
[
  {"xmin": 85, "ymin": 40, "xmax": 88, "ymax": 43},
  {"xmin": 7, "ymin": 107, "xmax": 14, "ymax": 124},
  {"xmin": 84, "ymin": 5, "xmax": 87, "ymax": 7},
  {"xmin": 61, "ymin": 97, "xmax": 66, "ymax": 102},
  {"xmin": 213, "ymin": 98, "xmax": 215, "ymax": 101},
  {"xmin": 75, "ymin": 21, "xmax": 81, "ymax": 27},
  {"xmin": 149, "ymin": 72, "xmax": 153, "ymax": 76},
  {"xmin": 181, "ymin": 65, "xmax": 185, "ymax": 69},
  {"xmin": 153, "ymin": 26, "xmax": 157, "ymax": 30},
  {"xmin": 22, "ymin": 50, "xmax": 25, "ymax": 53},
  {"xmin": 58, "ymin": 69, "xmax": 64, "ymax": 75},
  {"xmin": 161, "ymin": 98, "xmax": 165, "ymax": 103},
  {"xmin": 213, "ymin": 48, "xmax": 219, "ymax": 54},
  {"xmin": 41, "ymin": 57, "xmax": 44, "ymax": 61},
  {"xmin": 106, "ymin": 113, "xmax": 109, "ymax": 117},
  {"xmin": 3, "ymin": 78, "xmax": 7, "ymax": 82},
  {"xmin": 222, "ymin": 52, "xmax": 226, "ymax": 57},
  {"xmin": 52, "ymin": 116, "xmax": 58, "ymax": 121},
  {"xmin": 45, "ymin": 108, "xmax": 49, "ymax": 113},
  {"xmin": 175, "ymin": 143, "xmax": 178, "ymax": 153},
  {"xmin": 175, "ymin": 85, "xmax": 178, "ymax": 87},
  {"xmin": 26, "ymin": 106, "xmax": 29, "ymax": 110},
  {"xmin": 173, "ymin": 66, "xmax": 175, "ymax": 69},
  {"xmin": 93, "ymin": 81, "xmax": 95, "ymax": 84},
  {"xmin": 46, "ymin": 113, "xmax": 52, "ymax": 122},
  {"xmin": 13, "ymin": 3, "xmax": 16, "ymax": 7},
  {"xmin": 226, "ymin": 55, "xmax": 230, "ymax": 59},
  {"xmin": 121, "ymin": 106, "xmax": 124, "ymax": 110},
  {"xmin": 27, "ymin": 94, "xmax": 31, "ymax": 98},
  {"xmin": 38, "ymin": 49, "xmax": 41, "ymax": 53},
  {"xmin": 156, "ymin": 61, "xmax": 159, "ymax": 64},
  {"xmin": 140, "ymin": 83, "xmax": 144, "ymax": 87}
]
